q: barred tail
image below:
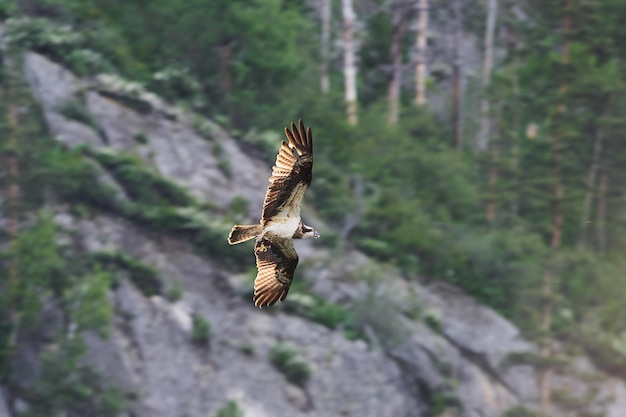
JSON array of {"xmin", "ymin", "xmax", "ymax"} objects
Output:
[{"xmin": 228, "ymin": 224, "xmax": 263, "ymax": 245}]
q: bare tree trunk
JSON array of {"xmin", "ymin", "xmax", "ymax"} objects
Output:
[
  {"xmin": 577, "ymin": 130, "xmax": 603, "ymax": 249},
  {"xmin": 415, "ymin": 0, "xmax": 429, "ymax": 106},
  {"xmin": 452, "ymin": 0, "xmax": 463, "ymax": 149},
  {"xmin": 342, "ymin": 0, "xmax": 358, "ymax": 125},
  {"xmin": 320, "ymin": 0, "xmax": 332, "ymax": 94},
  {"xmin": 387, "ymin": 3, "xmax": 407, "ymax": 124},
  {"xmin": 478, "ymin": 0, "xmax": 498, "ymax": 151},
  {"xmin": 596, "ymin": 165, "xmax": 608, "ymax": 257},
  {"xmin": 539, "ymin": 0, "xmax": 571, "ymax": 410}
]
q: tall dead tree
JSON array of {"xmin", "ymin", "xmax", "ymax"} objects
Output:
[
  {"xmin": 478, "ymin": 0, "xmax": 499, "ymax": 150},
  {"xmin": 320, "ymin": 0, "xmax": 332, "ymax": 94},
  {"xmin": 415, "ymin": 0, "xmax": 429, "ymax": 106},
  {"xmin": 452, "ymin": 0, "xmax": 464, "ymax": 149},
  {"xmin": 387, "ymin": 2, "xmax": 408, "ymax": 124},
  {"xmin": 539, "ymin": 0, "xmax": 572, "ymax": 410},
  {"xmin": 342, "ymin": 0, "xmax": 358, "ymax": 125}
]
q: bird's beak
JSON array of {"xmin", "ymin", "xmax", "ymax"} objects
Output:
[{"xmin": 314, "ymin": 231, "xmax": 320, "ymax": 239}]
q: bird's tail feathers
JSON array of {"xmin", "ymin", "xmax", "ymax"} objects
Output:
[{"xmin": 228, "ymin": 224, "xmax": 263, "ymax": 245}]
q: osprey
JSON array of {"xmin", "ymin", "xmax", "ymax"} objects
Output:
[{"xmin": 228, "ymin": 120, "xmax": 319, "ymax": 308}]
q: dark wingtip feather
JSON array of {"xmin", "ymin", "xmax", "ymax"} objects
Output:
[
  {"xmin": 306, "ymin": 126, "xmax": 313, "ymax": 153},
  {"xmin": 284, "ymin": 127, "xmax": 294, "ymax": 145},
  {"xmin": 298, "ymin": 119, "xmax": 306, "ymax": 142},
  {"xmin": 284, "ymin": 121, "xmax": 308, "ymax": 155}
]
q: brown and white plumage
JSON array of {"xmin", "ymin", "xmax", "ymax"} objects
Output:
[
  {"xmin": 253, "ymin": 237, "xmax": 298, "ymax": 307},
  {"xmin": 261, "ymin": 120, "xmax": 313, "ymax": 221},
  {"xmin": 227, "ymin": 120, "xmax": 318, "ymax": 308}
]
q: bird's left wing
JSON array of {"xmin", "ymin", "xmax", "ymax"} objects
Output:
[{"xmin": 253, "ymin": 236, "xmax": 299, "ymax": 308}]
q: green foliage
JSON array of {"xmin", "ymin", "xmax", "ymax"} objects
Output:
[
  {"xmin": 94, "ymin": 74, "xmax": 162, "ymax": 114},
  {"xmin": 65, "ymin": 269, "xmax": 114, "ymax": 338},
  {"xmin": 133, "ymin": 131, "xmax": 148, "ymax": 144},
  {"xmin": 89, "ymin": 250, "xmax": 163, "ymax": 297},
  {"xmin": 56, "ymin": 98, "xmax": 98, "ymax": 130},
  {"xmin": 214, "ymin": 400, "xmax": 244, "ymax": 417},
  {"xmin": 304, "ymin": 107, "xmax": 483, "ymax": 278},
  {"xmin": 67, "ymin": 0, "xmax": 316, "ymax": 127},
  {"xmin": 0, "ymin": 213, "xmax": 123, "ymax": 415},
  {"xmin": 37, "ymin": 145, "xmax": 249, "ymax": 269},
  {"xmin": 0, "ymin": 0, "xmax": 17, "ymax": 19},
  {"xmin": 191, "ymin": 117, "xmax": 219, "ymax": 140},
  {"xmin": 6, "ymin": 212, "xmax": 66, "ymax": 323},
  {"xmin": 37, "ymin": 145, "xmax": 121, "ymax": 211},
  {"xmin": 279, "ymin": 283, "xmax": 364, "ymax": 340},
  {"xmin": 308, "ymin": 301, "xmax": 353, "ymax": 330},
  {"xmin": 426, "ymin": 386, "xmax": 461, "ymax": 417},
  {"xmin": 88, "ymin": 149, "xmax": 195, "ymax": 207},
  {"xmin": 166, "ymin": 280, "xmax": 183, "ymax": 303},
  {"xmin": 21, "ymin": 339, "xmax": 124, "ymax": 417},
  {"xmin": 239, "ymin": 345, "xmax": 255, "ymax": 356},
  {"xmin": 423, "ymin": 309, "xmax": 442, "ymax": 334},
  {"xmin": 217, "ymin": 158, "xmax": 232, "ymax": 178},
  {"xmin": 269, "ymin": 342, "xmax": 311, "ymax": 387},
  {"xmin": 191, "ymin": 314, "xmax": 211, "ymax": 346},
  {"xmin": 571, "ymin": 329, "xmax": 626, "ymax": 378},
  {"xmin": 4, "ymin": 17, "xmax": 118, "ymax": 76},
  {"xmin": 440, "ymin": 229, "xmax": 547, "ymax": 321},
  {"xmin": 150, "ymin": 65, "xmax": 205, "ymax": 109},
  {"xmin": 503, "ymin": 406, "xmax": 552, "ymax": 417}
]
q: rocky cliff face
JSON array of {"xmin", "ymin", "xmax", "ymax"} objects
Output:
[{"xmin": 14, "ymin": 52, "xmax": 626, "ymax": 417}]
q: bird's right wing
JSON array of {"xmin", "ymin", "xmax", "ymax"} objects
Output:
[
  {"xmin": 253, "ymin": 236, "xmax": 299, "ymax": 308},
  {"xmin": 261, "ymin": 120, "xmax": 313, "ymax": 221}
]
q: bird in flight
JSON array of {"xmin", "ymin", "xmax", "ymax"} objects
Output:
[{"xmin": 228, "ymin": 120, "xmax": 319, "ymax": 308}]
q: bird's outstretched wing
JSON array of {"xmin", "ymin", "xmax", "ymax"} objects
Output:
[
  {"xmin": 261, "ymin": 120, "xmax": 313, "ymax": 222},
  {"xmin": 253, "ymin": 236, "xmax": 299, "ymax": 308}
]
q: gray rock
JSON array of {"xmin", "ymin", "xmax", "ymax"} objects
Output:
[
  {"xmin": 0, "ymin": 390, "xmax": 11, "ymax": 417},
  {"xmin": 71, "ymin": 214, "xmax": 420, "ymax": 417},
  {"xmin": 24, "ymin": 52, "xmax": 268, "ymax": 215}
]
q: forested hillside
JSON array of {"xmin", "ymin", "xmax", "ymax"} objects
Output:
[{"xmin": 1, "ymin": 0, "xmax": 626, "ymax": 416}]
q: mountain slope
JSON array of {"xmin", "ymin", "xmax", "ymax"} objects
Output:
[{"xmin": 13, "ymin": 51, "xmax": 626, "ymax": 417}]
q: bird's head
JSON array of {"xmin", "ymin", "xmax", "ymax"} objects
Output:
[{"xmin": 301, "ymin": 224, "xmax": 320, "ymax": 239}]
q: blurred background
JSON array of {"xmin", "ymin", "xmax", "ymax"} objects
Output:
[{"xmin": 0, "ymin": 0, "xmax": 625, "ymax": 416}]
